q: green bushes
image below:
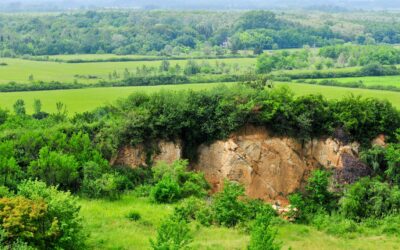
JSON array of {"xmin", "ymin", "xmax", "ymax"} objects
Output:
[
  {"xmin": 151, "ymin": 176, "xmax": 182, "ymax": 203},
  {"xmin": 0, "ymin": 180, "xmax": 85, "ymax": 249},
  {"xmin": 289, "ymin": 170, "xmax": 336, "ymax": 222},
  {"xmin": 339, "ymin": 178, "xmax": 400, "ymax": 221},
  {"xmin": 28, "ymin": 147, "xmax": 80, "ymax": 191},
  {"xmin": 126, "ymin": 211, "xmax": 141, "ymax": 221},
  {"xmin": 248, "ymin": 213, "xmax": 281, "ymax": 250},
  {"xmin": 150, "ymin": 160, "xmax": 209, "ymax": 203},
  {"xmin": 212, "ymin": 181, "xmax": 248, "ymax": 227},
  {"xmin": 150, "ymin": 217, "xmax": 192, "ymax": 250}
]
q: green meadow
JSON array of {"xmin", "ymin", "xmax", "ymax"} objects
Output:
[
  {"xmin": 79, "ymin": 193, "xmax": 400, "ymax": 250},
  {"xmin": 0, "ymin": 57, "xmax": 256, "ymax": 84},
  {"xmin": 314, "ymin": 75, "xmax": 400, "ymax": 87},
  {"xmin": 0, "ymin": 82, "xmax": 399, "ymax": 114}
]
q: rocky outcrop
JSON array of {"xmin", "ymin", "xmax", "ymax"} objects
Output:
[
  {"xmin": 193, "ymin": 126, "xmax": 367, "ymax": 205},
  {"xmin": 112, "ymin": 126, "xmax": 370, "ymax": 204},
  {"xmin": 110, "ymin": 140, "xmax": 182, "ymax": 167}
]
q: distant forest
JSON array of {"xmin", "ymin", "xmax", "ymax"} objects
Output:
[{"xmin": 1, "ymin": 10, "xmax": 400, "ymax": 56}]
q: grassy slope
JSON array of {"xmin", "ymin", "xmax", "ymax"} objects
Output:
[
  {"xmin": 0, "ymin": 82, "xmax": 399, "ymax": 114},
  {"xmin": 0, "ymin": 57, "xmax": 256, "ymax": 84},
  {"xmin": 79, "ymin": 194, "xmax": 400, "ymax": 250}
]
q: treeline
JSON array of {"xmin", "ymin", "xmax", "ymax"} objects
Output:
[
  {"xmin": 25, "ymin": 54, "xmax": 254, "ymax": 63},
  {"xmin": 257, "ymin": 45, "xmax": 400, "ymax": 73},
  {"xmin": 0, "ymin": 10, "xmax": 379, "ymax": 57},
  {"xmin": 271, "ymin": 64, "xmax": 400, "ymax": 80}
]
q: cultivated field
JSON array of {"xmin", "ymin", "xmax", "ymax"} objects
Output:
[
  {"xmin": 0, "ymin": 82, "xmax": 399, "ymax": 114},
  {"xmin": 0, "ymin": 57, "xmax": 256, "ymax": 84},
  {"xmin": 314, "ymin": 75, "xmax": 400, "ymax": 87}
]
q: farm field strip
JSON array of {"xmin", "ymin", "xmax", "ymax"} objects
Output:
[
  {"xmin": 0, "ymin": 82, "xmax": 399, "ymax": 115},
  {"xmin": 312, "ymin": 75, "xmax": 400, "ymax": 87},
  {"xmin": 0, "ymin": 57, "xmax": 256, "ymax": 84}
]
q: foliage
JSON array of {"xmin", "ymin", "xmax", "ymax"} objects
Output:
[
  {"xmin": 150, "ymin": 217, "xmax": 192, "ymax": 250},
  {"xmin": 212, "ymin": 181, "xmax": 248, "ymax": 227},
  {"xmin": 248, "ymin": 213, "xmax": 281, "ymax": 250},
  {"xmin": 0, "ymin": 196, "xmax": 55, "ymax": 248},
  {"xmin": 150, "ymin": 176, "xmax": 182, "ymax": 204},
  {"xmin": 150, "ymin": 160, "xmax": 209, "ymax": 203},
  {"xmin": 339, "ymin": 178, "xmax": 400, "ymax": 221},
  {"xmin": 17, "ymin": 180, "xmax": 85, "ymax": 249},
  {"xmin": 13, "ymin": 100, "xmax": 26, "ymax": 116},
  {"xmin": 289, "ymin": 170, "xmax": 336, "ymax": 222},
  {"xmin": 126, "ymin": 211, "xmax": 141, "ymax": 221}
]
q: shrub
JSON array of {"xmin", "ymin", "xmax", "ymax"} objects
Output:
[
  {"xmin": 0, "ymin": 108, "xmax": 7, "ymax": 125},
  {"xmin": 150, "ymin": 217, "xmax": 192, "ymax": 250},
  {"xmin": 151, "ymin": 176, "xmax": 181, "ymax": 203},
  {"xmin": 339, "ymin": 178, "xmax": 400, "ymax": 221},
  {"xmin": 126, "ymin": 211, "xmax": 141, "ymax": 221},
  {"xmin": 288, "ymin": 169, "xmax": 335, "ymax": 222},
  {"xmin": 27, "ymin": 147, "xmax": 80, "ymax": 192},
  {"xmin": 17, "ymin": 180, "xmax": 85, "ymax": 249},
  {"xmin": 150, "ymin": 160, "xmax": 209, "ymax": 203},
  {"xmin": 248, "ymin": 213, "xmax": 281, "ymax": 250},
  {"xmin": 133, "ymin": 184, "xmax": 153, "ymax": 197},
  {"xmin": 173, "ymin": 197, "xmax": 207, "ymax": 222},
  {"xmin": 84, "ymin": 173, "xmax": 125, "ymax": 200},
  {"xmin": 0, "ymin": 196, "xmax": 54, "ymax": 248},
  {"xmin": 212, "ymin": 181, "xmax": 247, "ymax": 227}
]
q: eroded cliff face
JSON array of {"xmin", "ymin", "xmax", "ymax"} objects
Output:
[
  {"xmin": 110, "ymin": 140, "xmax": 182, "ymax": 167},
  {"xmin": 112, "ymin": 126, "xmax": 371, "ymax": 204}
]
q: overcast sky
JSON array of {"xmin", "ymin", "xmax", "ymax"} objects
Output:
[{"xmin": 1, "ymin": 0, "xmax": 399, "ymax": 11}]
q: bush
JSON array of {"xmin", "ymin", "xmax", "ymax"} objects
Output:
[
  {"xmin": 0, "ymin": 196, "xmax": 53, "ymax": 248},
  {"xmin": 248, "ymin": 214, "xmax": 281, "ymax": 250},
  {"xmin": 0, "ymin": 108, "xmax": 7, "ymax": 125},
  {"xmin": 126, "ymin": 211, "xmax": 141, "ymax": 221},
  {"xmin": 150, "ymin": 160, "xmax": 209, "ymax": 203},
  {"xmin": 16, "ymin": 180, "xmax": 85, "ymax": 249},
  {"xmin": 151, "ymin": 176, "xmax": 181, "ymax": 203},
  {"xmin": 150, "ymin": 217, "xmax": 192, "ymax": 250},
  {"xmin": 212, "ymin": 181, "xmax": 248, "ymax": 227},
  {"xmin": 83, "ymin": 173, "xmax": 125, "ymax": 200},
  {"xmin": 288, "ymin": 169, "xmax": 335, "ymax": 222},
  {"xmin": 27, "ymin": 147, "xmax": 80, "ymax": 192},
  {"xmin": 339, "ymin": 178, "xmax": 400, "ymax": 221},
  {"xmin": 173, "ymin": 197, "xmax": 207, "ymax": 222}
]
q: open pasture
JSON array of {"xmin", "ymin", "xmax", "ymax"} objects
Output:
[
  {"xmin": 0, "ymin": 57, "xmax": 256, "ymax": 84},
  {"xmin": 0, "ymin": 82, "xmax": 399, "ymax": 115},
  {"xmin": 314, "ymin": 75, "xmax": 400, "ymax": 87}
]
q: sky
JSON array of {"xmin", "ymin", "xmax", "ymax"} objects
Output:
[{"xmin": 1, "ymin": 0, "xmax": 399, "ymax": 11}]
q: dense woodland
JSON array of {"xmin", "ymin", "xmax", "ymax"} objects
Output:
[{"xmin": 1, "ymin": 10, "xmax": 400, "ymax": 56}]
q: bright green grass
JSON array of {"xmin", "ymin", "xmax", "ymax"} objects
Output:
[
  {"xmin": 279, "ymin": 82, "xmax": 400, "ymax": 108},
  {"xmin": 0, "ymin": 82, "xmax": 399, "ymax": 115},
  {"xmin": 0, "ymin": 57, "xmax": 256, "ymax": 84},
  {"xmin": 314, "ymin": 75, "xmax": 400, "ymax": 87},
  {"xmin": 0, "ymin": 83, "xmax": 232, "ymax": 114},
  {"xmin": 79, "ymin": 193, "xmax": 400, "ymax": 250},
  {"xmin": 47, "ymin": 54, "xmax": 159, "ymax": 60}
]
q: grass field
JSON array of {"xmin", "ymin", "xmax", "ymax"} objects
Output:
[
  {"xmin": 314, "ymin": 75, "xmax": 400, "ymax": 87},
  {"xmin": 0, "ymin": 82, "xmax": 399, "ymax": 114},
  {"xmin": 0, "ymin": 57, "xmax": 256, "ymax": 84},
  {"xmin": 79, "ymin": 193, "xmax": 400, "ymax": 250}
]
